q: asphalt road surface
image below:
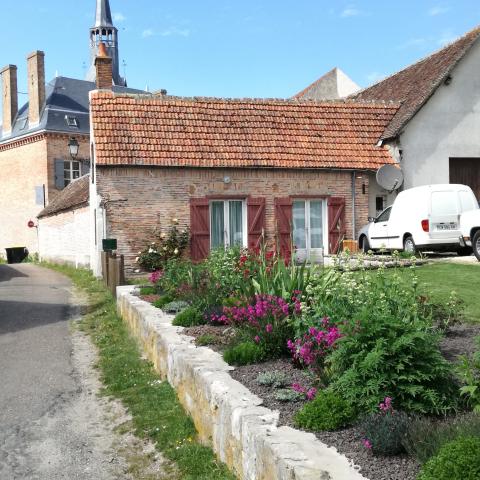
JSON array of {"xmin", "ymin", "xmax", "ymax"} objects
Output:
[{"xmin": 0, "ymin": 264, "xmax": 165, "ymax": 479}]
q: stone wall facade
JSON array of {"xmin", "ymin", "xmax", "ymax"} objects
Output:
[
  {"xmin": 96, "ymin": 166, "xmax": 370, "ymax": 272},
  {"xmin": 38, "ymin": 206, "xmax": 90, "ymax": 267}
]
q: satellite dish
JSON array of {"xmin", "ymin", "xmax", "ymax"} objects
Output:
[{"xmin": 376, "ymin": 164, "xmax": 404, "ymax": 192}]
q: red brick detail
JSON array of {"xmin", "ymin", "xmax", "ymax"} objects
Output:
[
  {"xmin": 275, "ymin": 197, "xmax": 293, "ymax": 258},
  {"xmin": 328, "ymin": 197, "xmax": 346, "ymax": 254},
  {"xmin": 247, "ymin": 197, "xmax": 266, "ymax": 250},
  {"xmin": 190, "ymin": 198, "xmax": 210, "ymax": 261}
]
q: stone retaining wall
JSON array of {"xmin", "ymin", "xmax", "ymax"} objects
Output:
[{"xmin": 117, "ymin": 285, "xmax": 367, "ymax": 480}]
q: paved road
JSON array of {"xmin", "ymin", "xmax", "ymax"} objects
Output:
[{"xmin": 0, "ymin": 264, "xmax": 160, "ymax": 479}]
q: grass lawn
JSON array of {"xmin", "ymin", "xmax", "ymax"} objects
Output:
[
  {"xmin": 42, "ymin": 262, "xmax": 235, "ymax": 480},
  {"xmin": 415, "ymin": 262, "xmax": 480, "ymax": 323}
]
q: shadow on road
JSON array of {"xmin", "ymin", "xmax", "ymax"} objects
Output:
[
  {"xmin": 0, "ymin": 299, "xmax": 72, "ymax": 335},
  {"xmin": 0, "ymin": 265, "xmax": 29, "ymax": 283}
]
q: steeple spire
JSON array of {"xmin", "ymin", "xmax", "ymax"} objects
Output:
[
  {"xmin": 95, "ymin": 0, "xmax": 113, "ymax": 27},
  {"xmin": 86, "ymin": 0, "xmax": 126, "ymax": 86}
]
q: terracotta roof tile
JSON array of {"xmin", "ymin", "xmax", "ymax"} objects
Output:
[
  {"xmin": 91, "ymin": 92, "xmax": 399, "ymax": 170},
  {"xmin": 353, "ymin": 26, "xmax": 480, "ymax": 140},
  {"xmin": 38, "ymin": 175, "xmax": 89, "ymax": 218}
]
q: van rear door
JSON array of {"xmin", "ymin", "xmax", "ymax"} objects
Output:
[{"xmin": 429, "ymin": 190, "xmax": 461, "ymax": 240}]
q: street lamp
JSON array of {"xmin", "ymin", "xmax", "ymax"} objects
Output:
[{"xmin": 68, "ymin": 137, "xmax": 79, "ymax": 160}]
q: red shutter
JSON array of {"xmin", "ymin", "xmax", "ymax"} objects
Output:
[
  {"xmin": 190, "ymin": 198, "xmax": 210, "ymax": 261},
  {"xmin": 247, "ymin": 197, "xmax": 266, "ymax": 250},
  {"xmin": 328, "ymin": 197, "xmax": 346, "ymax": 254},
  {"xmin": 274, "ymin": 197, "xmax": 293, "ymax": 259}
]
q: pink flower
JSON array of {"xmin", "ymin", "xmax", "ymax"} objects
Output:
[
  {"xmin": 379, "ymin": 397, "xmax": 393, "ymax": 412},
  {"xmin": 148, "ymin": 270, "xmax": 163, "ymax": 284},
  {"xmin": 362, "ymin": 439, "xmax": 372, "ymax": 450},
  {"xmin": 306, "ymin": 388, "xmax": 317, "ymax": 401},
  {"xmin": 254, "ymin": 335, "xmax": 261, "ymax": 344},
  {"xmin": 265, "ymin": 324, "xmax": 273, "ymax": 333},
  {"xmin": 292, "ymin": 383, "xmax": 306, "ymax": 394}
]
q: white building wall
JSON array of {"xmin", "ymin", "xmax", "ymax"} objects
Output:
[
  {"xmin": 396, "ymin": 41, "xmax": 480, "ymax": 189},
  {"xmin": 38, "ymin": 206, "xmax": 91, "ymax": 267}
]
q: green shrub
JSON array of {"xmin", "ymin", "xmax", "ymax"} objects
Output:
[
  {"xmin": 359, "ymin": 410, "xmax": 410, "ymax": 456},
  {"xmin": 196, "ymin": 334, "xmax": 218, "ymax": 346},
  {"xmin": 457, "ymin": 337, "xmax": 480, "ymax": 413},
  {"xmin": 152, "ymin": 294, "xmax": 175, "ymax": 309},
  {"xmin": 172, "ymin": 307, "xmax": 204, "ymax": 327},
  {"xmin": 139, "ymin": 286, "xmax": 157, "ymax": 296},
  {"xmin": 274, "ymin": 389, "xmax": 305, "ymax": 402},
  {"xmin": 417, "ymin": 436, "xmax": 480, "ymax": 480},
  {"xmin": 294, "ymin": 390, "xmax": 355, "ymax": 431},
  {"xmin": 223, "ymin": 342, "xmax": 265, "ymax": 366},
  {"xmin": 403, "ymin": 413, "xmax": 480, "ymax": 464},
  {"xmin": 256, "ymin": 371, "xmax": 289, "ymax": 388},
  {"xmin": 163, "ymin": 300, "xmax": 190, "ymax": 314}
]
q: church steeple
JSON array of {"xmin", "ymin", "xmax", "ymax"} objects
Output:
[{"xmin": 86, "ymin": 0, "xmax": 126, "ymax": 86}]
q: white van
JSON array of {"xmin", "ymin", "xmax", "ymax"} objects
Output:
[{"xmin": 358, "ymin": 184, "xmax": 479, "ymax": 254}]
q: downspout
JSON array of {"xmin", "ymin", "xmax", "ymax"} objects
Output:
[{"xmin": 351, "ymin": 171, "xmax": 356, "ymax": 240}]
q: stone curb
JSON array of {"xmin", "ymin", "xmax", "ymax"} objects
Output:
[{"xmin": 117, "ymin": 285, "xmax": 368, "ymax": 480}]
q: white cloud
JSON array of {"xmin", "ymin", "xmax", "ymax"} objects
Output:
[
  {"xmin": 142, "ymin": 28, "xmax": 154, "ymax": 38},
  {"xmin": 438, "ymin": 29, "xmax": 457, "ymax": 46},
  {"xmin": 160, "ymin": 27, "xmax": 191, "ymax": 37},
  {"xmin": 366, "ymin": 71, "xmax": 385, "ymax": 84},
  {"xmin": 397, "ymin": 37, "xmax": 427, "ymax": 50},
  {"xmin": 341, "ymin": 5, "xmax": 361, "ymax": 17},
  {"xmin": 113, "ymin": 12, "xmax": 126, "ymax": 22},
  {"xmin": 428, "ymin": 5, "xmax": 450, "ymax": 16}
]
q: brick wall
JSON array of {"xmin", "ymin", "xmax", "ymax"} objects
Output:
[
  {"xmin": 0, "ymin": 133, "xmax": 90, "ymax": 257},
  {"xmin": 97, "ymin": 166, "xmax": 370, "ymax": 272},
  {"xmin": 38, "ymin": 206, "xmax": 90, "ymax": 267}
]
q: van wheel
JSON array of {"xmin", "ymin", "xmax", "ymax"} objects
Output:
[
  {"xmin": 473, "ymin": 231, "xmax": 480, "ymax": 261},
  {"xmin": 361, "ymin": 236, "xmax": 371, "ymax": 253},
  {"xmin": 403, "ymin": 236, "xmax": 417, "ymax": 254},
  {"xmin": 457, "ymin": 247, "xmax": 473, "ymax": 257}
]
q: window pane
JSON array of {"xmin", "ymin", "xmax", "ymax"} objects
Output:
[
  {"xmin": 229, "ymin": 201, "xmax": 243, "ymax": 246},
  {"xmin": 292, "ymin": 201, "xmax": 306, "ymax": 249},
  {"xmin": 376, "ymin": 207, "xmax": 392, "ymax": 222},
  {"xmin": 310, "ymin": 201, "xmax": 323, "ymax": 249},
  {"xmin": 459, "ymin": 191, "xmax": 477, "ymax": 212},
  {"xmin": 210, "ymin": 202, "xmax": 225, "ymax": 249}
]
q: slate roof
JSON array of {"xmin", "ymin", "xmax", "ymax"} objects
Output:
[
  {"xmin": 353, "ymin": 26, "xmax": 480, "ymax": 140},
  {"xmin": 91, "ymin": 91, "xmax": 400, "ymax": 170},
  {"xmin": 38, "ymin": 174, "xmax": 89, "ymax": 218},
  {"xmin": 0, "ymin": 76, "xmax": 146, "ymax": 144}
]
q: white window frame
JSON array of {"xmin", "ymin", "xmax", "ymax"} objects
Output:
[
  {"xmin": 293, "ymin": 199, "xmax": 328, "ymax": 259},
  {"xmin": 209, "ymin": 199, "xmax": 248, "ymax": 249},
  {"xmin": 64, "ymin": 160, "xmax": 80, "ymax": 186}
]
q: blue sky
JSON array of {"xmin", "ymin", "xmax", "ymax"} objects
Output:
[{"xmin": 1, "ymin": 0, "xmax": 480, "ymax": 103}]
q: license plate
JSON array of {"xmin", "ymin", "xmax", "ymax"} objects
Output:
[{"xmin": 436, "ymin": 223, "xmax": 457, "ymax": 230}]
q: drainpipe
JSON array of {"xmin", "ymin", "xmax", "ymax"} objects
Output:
[{"xmin": 351, "ymin": 171, "xmax": 356, "ymax": 240}]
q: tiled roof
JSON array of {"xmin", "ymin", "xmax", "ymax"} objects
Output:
[
  {"xmin": 353, "ymin": 26, "xmax": 480, "ymax": 140},
  {"xmin": 91, "ymin": 91, "xmax": 399, "ymax": 170},
  {"xmin": 38, "ymin": 175, "xmax": 89, "ymax": 218}
]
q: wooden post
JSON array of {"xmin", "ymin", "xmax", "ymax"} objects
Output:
[{"xmin": 101, "ymin": 251, "xmax": 109, "ymax": 285}]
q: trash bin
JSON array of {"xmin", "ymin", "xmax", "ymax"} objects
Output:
[{"xmin": 5, "ymin": 247, "xmax": 29, "ymax": 264}]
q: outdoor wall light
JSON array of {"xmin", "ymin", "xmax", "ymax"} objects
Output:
[
  {"xmin": 68, "ymin": 137, "xmax": 80, "ymax": 160},
  {"xmin": 223, "ymin": 176, "xmax": 231, "ymax": 184}
]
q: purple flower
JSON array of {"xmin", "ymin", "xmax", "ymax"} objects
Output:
[
  {"xmin": 306, "ymin": 388, "xmax": 317, "ymax": 401},
  {"xmin": 265, "ymin": 323, "xmax": 273, "ymax": 333},
  {"xmin": 362, "ymin": 439, "xmax": 372, "ymax": 450},
  {"xmin": 254, "ymin": 335, "xmax": 261, "ymax": 344}
]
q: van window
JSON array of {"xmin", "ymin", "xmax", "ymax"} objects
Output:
[
  {"xmin": 431, "ymin": 191, "xmax": 458, "ymax": 216},
  {"xmin": 376, "ymin": 206, "xmax": 392, "ymax": 222},
  {"xmin": 459, "ymin": 190, "xmax": 478, "ymax": 212}
]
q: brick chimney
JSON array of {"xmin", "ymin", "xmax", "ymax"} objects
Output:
[
  {"xmin": 95, "ymin": 43, "xmax": 113, "ymax": 89},
  {"xmin": 0, "ymin": 64, "xmax": 18, "ymax": 136},
  {"xmin": 27, "ymin": 51, "xmax": 46, "ymax": 127}
]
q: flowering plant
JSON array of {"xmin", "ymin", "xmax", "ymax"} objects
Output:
[
  {"xmin": 287, "ymin": 317, "xmax": 341, "ymax": 375},
  {"xmin": 137, "ymin": 220, "xmax": 189, "ymax": 271},
  {"xmin": 210, "ymin": 294, "xmax": 300, "ymax": 357}
]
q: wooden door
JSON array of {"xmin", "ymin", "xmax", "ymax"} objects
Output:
[{"xmin": 450, "ymin": 158, "xmax": 480, "ymax": 201}]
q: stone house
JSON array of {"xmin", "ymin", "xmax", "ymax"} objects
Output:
[
  {"xmin": 0, "ymin": 0, "xmax": 142, "ymax": 259},
  {"xmin": 88, "ymin": 75, "xmax": 399, "ymax": 274}
]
